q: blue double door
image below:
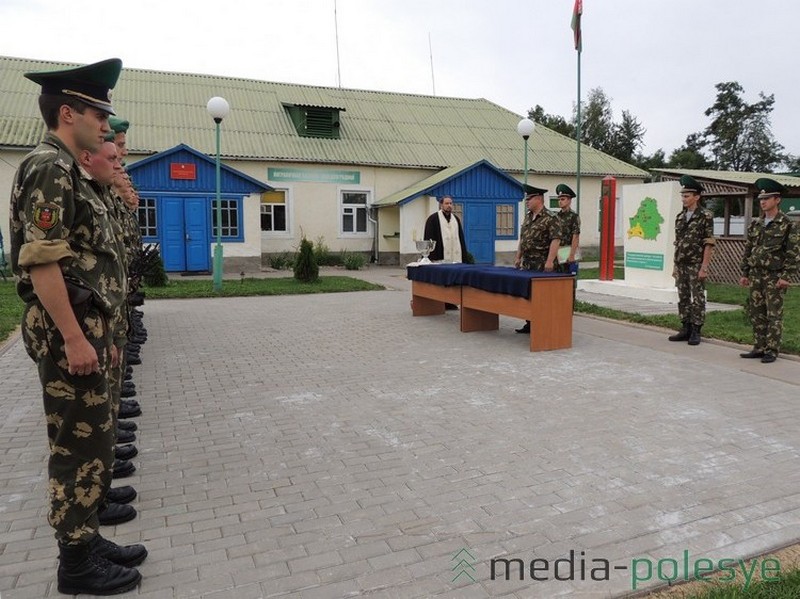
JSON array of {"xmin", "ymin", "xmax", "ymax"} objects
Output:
[
  {"xmin": 161, "ymin": 197, "xmax": 210, "ymax": 272},
  {"xmin": 463, "ymin": 202, "xmax": 495, "ymax": 264}
]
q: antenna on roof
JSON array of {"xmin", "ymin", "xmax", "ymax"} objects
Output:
[
  {"xmin": 429, "ymin": 32, "xmax": 436, "ymax": 96},
  {"xmin": 334, "ymin": 0, "xmax": 342, "ymax": 88}
]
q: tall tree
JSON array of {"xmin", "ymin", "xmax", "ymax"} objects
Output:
[
  {"xmin": 667, "ymin": 133, "xmax": 711, "ymax": 169},
  {"xmin": 700, "ymin": 81, "xmax": 785, "ymax": 172},
  {"xmin": 580, "ymin": 87, "xmax": 615, "ymax": 154},
  {"xmin": 528, "ymin": 104, "xmax": 574, "ymax": 138},
  {"xmin": 609, "ymin": 109, "xmax": 646, "ymax": 163}
]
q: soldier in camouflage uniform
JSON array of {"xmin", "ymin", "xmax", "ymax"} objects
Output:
[
  {"xmin": 739, "ymin": 178, "xmax": 799, "ymax": 363},
  {"xmin": 554, "ymin": 184, "xmax": 581, "ymax": 304},
  {"xmin": 669, "ymin": 175, "xmax": 715, "ymax": 346},
  {"xmin": 513, "ymin": 188, "xmax": 562, "ymax": 333},
  {"xmin": 79, "ymin": 139, "xmax": 142, "ymax": 526},
  {"xmin": 8, "ymin": 59, "xmax": 146, "ymax": 595}
]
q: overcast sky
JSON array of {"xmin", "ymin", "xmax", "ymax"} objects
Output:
[{"xmin": 3, "ymin": 0, "xmax": 798, "ymax": 158}]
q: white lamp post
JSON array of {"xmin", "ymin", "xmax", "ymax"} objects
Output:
[
  {"xmin": 516, "ymin": 118, "xmax": 535, "ymax": 197},
  {"xmin": 207, "ymin": 96, "xmax": 230, "ymax": 292}
]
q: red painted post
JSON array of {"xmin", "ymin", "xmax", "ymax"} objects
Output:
[{"xmin": 600, "ymin": 176, "xmax": 617, "ymax": 280}]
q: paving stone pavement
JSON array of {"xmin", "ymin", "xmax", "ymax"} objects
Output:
[{"xmin": 1, "ymin": 267, "xmax": 799, "ymax": 599}]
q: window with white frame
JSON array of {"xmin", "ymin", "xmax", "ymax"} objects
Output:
[
  {"xmin": 260, "ymin": 190, "xmax": 288, "ymax": 232},
  {"xmin": 340, "ymin": 190, "xmax": 370, "ymax": 235},
  {"xmin": 210, "ymin": 199, "xmax": 240, "ymax": 238},
  {"xmin": 137, "ymin": 197, "xmax": 157, "ymax": 238}
]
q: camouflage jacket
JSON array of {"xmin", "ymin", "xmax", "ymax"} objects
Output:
[
  {"xmin": 121, "ymin": 203, "xmax": 142, "ymax": 267},
  {"xmin": 10, "ymin": 133, "xmax": 125, "ymax": 319},
  {"xmin": 84, "ymin": 176, "xmax": 129, "ymax": 345},
  {"xmin": 518, "ymin": 208, "xmax": 561, "ymax": 269},
  {"xmin": 673, "ymin": 207, "xmax": 715, "ymax": 265},
  {"xmin": 556, "ymin": 209, "xmax": 581, "ymax": 247},
  {"xmin": 741, "ymin": 211, "xmax": 799, "ymax": 280}
]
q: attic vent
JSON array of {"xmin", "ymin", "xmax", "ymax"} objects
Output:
[{"xmin": 284, "ymin": 104, "xmax": 343, "ymax": 139}]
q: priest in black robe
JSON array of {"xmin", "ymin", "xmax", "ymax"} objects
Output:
[{"xmin": 423, "ymin": 195, "xmax": 468, "ymax": 262}]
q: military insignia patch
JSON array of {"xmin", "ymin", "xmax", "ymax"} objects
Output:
[{"xmin": 33, "ymin": 204, "xmax": 60, "ymax": 231}]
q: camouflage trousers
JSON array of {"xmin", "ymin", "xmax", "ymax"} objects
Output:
[
  {"xmin": 674, "ymin": 263, "xmax": 706, "ymax": 326},
  {"xmin": 21, "ymin": 301, "xmax": 114, "ymax": 544},
  {"xmin": 747, "ymin": 270, "xmax": 786, "ymax": 355}
]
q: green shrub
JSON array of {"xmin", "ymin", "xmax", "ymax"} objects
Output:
[
  {"xmin": 269, "ymin": 252, "xmax": 294, "ymax": 270},
  {"xmin": 343, "ymin": 252, "xmax": 366, "ymax": 270},
  {"xmin": 143, "ymin": 253, "xmax": 169, "ymax": 287},
  {"xmin": 294, "ymin": 237, "xmax": 319, "ymax": 282}
]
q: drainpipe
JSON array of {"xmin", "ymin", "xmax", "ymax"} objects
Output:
[{"xmin": 368, "ymin": 206, "xmax": 379, "ymax": 263}]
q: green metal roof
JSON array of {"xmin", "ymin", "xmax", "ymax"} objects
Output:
[
  {"xmin": 0, "ymin": 55, "xmax": 646, "ymax": 177},
  {"xmin": 656, "ymin": 168, "xmax": 800, "ymax": 189}
]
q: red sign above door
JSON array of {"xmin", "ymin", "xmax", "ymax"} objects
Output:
[{"xmin": 170, "ymin": 163, "xmax": 197, "ymax": 180}]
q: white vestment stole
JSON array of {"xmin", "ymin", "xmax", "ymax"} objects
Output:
[{"xmin": 438, "ymin": 210, "xmax": 462, "ymax": 263}]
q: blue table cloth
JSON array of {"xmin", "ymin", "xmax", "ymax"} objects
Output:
[{"xmin": 406, "ymin": 264, "xmax": 572, "ymax": 299}]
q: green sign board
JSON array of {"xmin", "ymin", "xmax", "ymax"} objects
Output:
[
  {"xmin": 268, "ymin": 167, "xmax": 360, "ymax": 184},
  {"xmin": 625, "ymin": 251, "xmax": 664, "ymax": 271}
]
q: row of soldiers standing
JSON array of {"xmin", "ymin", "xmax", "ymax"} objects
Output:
[
  {"xmin": 669, "ymin": 174, "xmax": 798, "ymax": 362},
  {"xmin": 8, "ymin": 58, "xmax": 152, "ymax": 594}
]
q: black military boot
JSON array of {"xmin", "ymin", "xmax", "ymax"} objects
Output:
[
  {"xmin": 57, "ymin": 540, "xmax": 141, "ymax": 595},
  {"xmin": 106, "ymin": 485, "xmax": 137, "ymax": 504},
  {"xmin": 115, "ymin": 444, "xmax": 138, "ymax": 460},
  {"xmin": 98, "ymin": 501, "xmax": 137, "ymax": 525},
  {"xmin": 113, "ymin": 459, "xmax": 136, "ymax": 479},
  {"xmin": 668, "ymin": 321, "xmax": 690, "ymax": 342},
  {"xmin": 89, "ymin": 534, "xmax": 148, "ymax": 568},
  {"xmin": 688, "ymin": 324, "xmax": 701, "ymax": 346}
]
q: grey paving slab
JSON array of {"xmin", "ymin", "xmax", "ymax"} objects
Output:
[{"xmin": 0, "ymin": 267, "xmax": 798, "ymax": 599}]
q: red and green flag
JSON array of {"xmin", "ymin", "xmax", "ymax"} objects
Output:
[{"xmin": 571, "ymin": 0, "xmax": 583, "ymax": 51}]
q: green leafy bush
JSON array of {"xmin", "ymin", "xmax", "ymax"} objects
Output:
[
  {"xmin": 143, "ymin": 253, "xmax": 169, "ymax": 287},
  {"xmin": 294, "ymin": 237, "xmax": 319, "ymax": 282},
  {"xmin": 343, "ymin": 252, "xmax": 366, "ymax": 270}
]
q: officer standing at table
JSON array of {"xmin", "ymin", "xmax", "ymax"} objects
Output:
[{"xmin": 513, "ymin": 187, "xmax": 561, "ymax": 333}]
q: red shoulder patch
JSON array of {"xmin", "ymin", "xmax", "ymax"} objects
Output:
[{"xmin": 33, "ymin": 204, "xmax": 60, "ymax": 231}]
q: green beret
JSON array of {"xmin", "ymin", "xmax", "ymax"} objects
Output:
[
  {"xmin": 108, "ymin": 116, "xmax": 129, "ymax": 134},
  {"xmin": 679, "ymin": 175, "xmax": 703, "ymax": 194},
  {"xmin": 24, "ymin": 58, "xmax": 122, "ymax": 115},
  {"xmin": 103, "ymin": 131, "xmax": 116, "ymax": 142},
  {"xmin": 556, "ymin": 183, "xmax": 576, "ymax": 198},
  {"xmin": 756, "ymin": 177, "xmax": 784, "ymax": 199}
]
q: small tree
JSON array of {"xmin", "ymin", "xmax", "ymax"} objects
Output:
[
  {"xmin": 143, "ymin": 253, "xmax": 168, "ymax": 287},
  {"xmin": 294, "ymin": 236, "xmax": 319, "ymax": 282}
]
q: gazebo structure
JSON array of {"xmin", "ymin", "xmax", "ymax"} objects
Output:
[{"xmin": 652, "ymin": 169, "xmax": 800, "ymax": 284}]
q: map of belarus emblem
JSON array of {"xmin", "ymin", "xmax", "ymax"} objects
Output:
[{"xmin": 627, "ymin": 197, "xmax": 664, "ymax": 240}]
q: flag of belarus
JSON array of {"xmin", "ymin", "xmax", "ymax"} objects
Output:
[{"xmin": 571, "ymin": 0, "xmax": 583, "ymax": 51}]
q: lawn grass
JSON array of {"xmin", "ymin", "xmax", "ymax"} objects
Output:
[
  {"xmin": 0, "ymin": 279, "xmax": 24, "ymax": 343},
  {"xmin": 138, "ymin": 276, "xmax": 383, "ymax": 299},
  {"xmin": 576, "ymin": 268, "xmax": 799, "ymax": 356},
  {"xmin": 0, "ymin": 276, "xmax": 383, "ymax": 345},
  {"xmin": 646, "ymin": 561, "xmax": 800, "ymax": 598},
  {"xmin": 1, "ymin": 271, "xmax": 797, "ymax": 355}
]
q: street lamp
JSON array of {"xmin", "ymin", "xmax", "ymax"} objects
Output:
[
  {"xmin": 516, "ymin": 118, "xmax": 535, "ymax": 197},
  {"xmin": 207, "ymin": 96, "xmax": 230, "ymax": 292}
]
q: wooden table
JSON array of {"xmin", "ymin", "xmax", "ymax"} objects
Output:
[{"xmin": 408, "ymin": 265, "xmax": 573, "ymax": 352}]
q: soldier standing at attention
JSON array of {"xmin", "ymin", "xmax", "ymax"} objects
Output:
[
  {"xmin": 739, "ymin": 178, "xmax": 799, "ymax": 363},
  {"xmin": 668, "ymin": 175, "xmax": 715, "ymax": 346},
  {"xmin": 554, "ymin": 183, "xmax": 581, "ymax": 273},
  {"xmin": 8, "ymin": 58, "xmax": 147, "ymax": 595},
  {"xmin": 513, "ymin": 187, "xmax": 561, "ymax": 333}
]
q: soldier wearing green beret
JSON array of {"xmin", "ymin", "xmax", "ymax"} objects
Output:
[
  {"xmin": 8, "ymin": 58, "xmax": 146, "ymax": 595},
  {"xmin": 739, "ymin": 178, "xmax": 799, "ymax": 363},
  {"xmin": 668, "ymin": 175, "xmax": 715, "ymax": 345}
]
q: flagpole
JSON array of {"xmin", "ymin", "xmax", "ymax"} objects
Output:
[{"xmin": 576, "ymin": 45, "xmax": 581, "ymax": 213}]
